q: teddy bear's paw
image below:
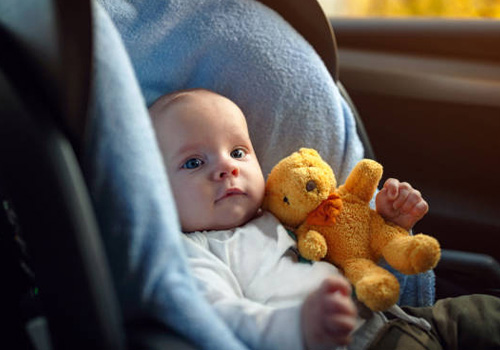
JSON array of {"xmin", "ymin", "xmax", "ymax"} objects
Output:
[
  {"xmin": 383, "ymin": 234, "xmax": 441, "ymax": 275},
  {"xmin": 298, "ymin": 230, "xmax": 327, "ymax": 261},
  {"xmin": 407, "ymin": 234, "xmax": 441, "ymax": 274},
  {"xmin": 356, "ymin": 274, "xmax": 400, "ymax": 312}
]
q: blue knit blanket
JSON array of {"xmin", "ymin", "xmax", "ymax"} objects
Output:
[{"xmin": 84, "ymin": 1, "xmax": 435, "ymax": 349}]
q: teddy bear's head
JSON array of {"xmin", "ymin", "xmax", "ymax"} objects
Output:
[{"xmin": 263, "ymin": 148, "xmax": 337, "ymax": 228}]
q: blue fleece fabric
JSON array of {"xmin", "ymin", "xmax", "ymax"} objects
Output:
[
  {"xmin": 85, "ymin": 0, "xmax": 435, "ymax": 349},
  {"xmin": 84, "ymin": 3, "xmax": 247, "ymax": 350}
]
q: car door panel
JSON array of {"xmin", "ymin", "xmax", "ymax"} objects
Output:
[{"xmin": 331, "ymin": 19, "xmax": 500, "ymax": 262}]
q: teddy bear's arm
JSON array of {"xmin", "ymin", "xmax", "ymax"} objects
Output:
[
  {"xmin": 295, "ymin": 225, "xmax": 328, "ymax": 261},
  {"xmin": 342, "ymin": 159, "xmax": 383, "ymax": 203}
]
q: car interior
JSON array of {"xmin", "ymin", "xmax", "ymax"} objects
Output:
[
  {"xmin": 330, "ymin": 17, "xmax": 500, "ymax": 300},
  {"xmin": 1, "ymin": 0, "xmax": 499, "ymax": 349}
]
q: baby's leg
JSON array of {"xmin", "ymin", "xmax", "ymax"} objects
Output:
[
  {"xmin": 367, "ymin": 318, "xmax": 442, "ymax": 350},
  {"xmin": 402, "ymin": 294, "xmax": 500, "ymax": 350}
]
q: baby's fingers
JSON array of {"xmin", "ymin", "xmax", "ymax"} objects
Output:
[
  {"xmin": 383, "ymin": 178, "xmax": 400, "ymax": 200},
  {"xmin": 398, "ymin": 189, "xmax": 428, "ymax": 217},
  {"xmin": 319, "ymin": 276, "xmax": 352, "ymax": 297},
  {"xmin": 324, "ymin": 292, "xmax": 357, "ymax": 317},
  {"xmin": 392, "ymin": 182, "xmax": 412, "ymax": 210},
  {"xmin": 399, "ymin": 190, "xmax": 422, "ymax": 213},
  {"xmin": 408, "ymin": 197, "xmax": 429, "ymax": 220},
  {"xmin": 324, "ymin": 314, "xmax": 356, "ymax": 345},
  {"xmin": 414, "ymin": 200, "xmax": 429, "ymax": 216},
  {"xmin": 322, "ymin": 292, "xmax": 357, "ymax": 346}
]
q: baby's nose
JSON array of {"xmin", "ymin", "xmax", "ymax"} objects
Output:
[
  {"xmin": 214, "ymin": 158, "xmax": 239, "ymax": 180},
  {"xmin": 219, "ymin": 167, "xmax": 239, "ymax": 179}
]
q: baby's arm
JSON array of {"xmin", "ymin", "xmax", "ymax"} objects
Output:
[
  {"xmin": 302, "ymin": 277, "xmax": 357, "ymax": 349},
  {"xmin": 184, "ymin": 237, "xmax": 306, "ymax": 350},
  {"xmin": 375, "ymin": 178, "xmax": 429, "ymax": 230}
]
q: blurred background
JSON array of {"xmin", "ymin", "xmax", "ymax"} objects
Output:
[
  {"xmin": 315, "ymin": 0, "xmax": 500, "ymax": 268},
  {"xmin": 317, "ymin": 0, "xmax": 500, "ymax": 299},
  {"xmin": 318, "ymin": 0, "xmax": 500, "ymax": 18}
]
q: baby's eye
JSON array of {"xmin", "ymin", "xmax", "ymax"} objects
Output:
[
  {"xmin": 231, "ymin": 149, "xmax": 246, "ymax": 159},
  {"xmin": 182, "ymin": 158, "xmax": 204, "ymax": 169}
]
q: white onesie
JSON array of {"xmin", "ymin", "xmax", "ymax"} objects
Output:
[{"xmin": 182, "ymin": 211, "xmax": 429, "ymax": 350}]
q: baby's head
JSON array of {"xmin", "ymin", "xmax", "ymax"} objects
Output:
[{"xmin": 150, "ymin": 89, "xmax": 265, "ymax": 232}]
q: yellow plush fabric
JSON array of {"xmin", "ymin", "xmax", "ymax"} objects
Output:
[{"xmin": 263, "ymin": 148, "xmax": 441, "ymax": 311}]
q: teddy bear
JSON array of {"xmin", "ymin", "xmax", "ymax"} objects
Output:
[{"xmin": 262, "ymin": 148, "xmax": 441, "ymax": 311}]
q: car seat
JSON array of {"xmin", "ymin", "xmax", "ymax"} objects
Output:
[
  {"xmin": 0, "ymin": 1, "xmax": 125, "ymax": 349},
  {"xmin": 1, "ymin": 0, "xmax": 498, "ymax": 349},
  {"xmin": 0, "ymin": 1, "xmax": 194, "ymax": 349}
]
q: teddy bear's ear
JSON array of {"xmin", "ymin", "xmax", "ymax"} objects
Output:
[{"xmin": 298, "ymin": 148, "xmax": 321, "ymax": 159}]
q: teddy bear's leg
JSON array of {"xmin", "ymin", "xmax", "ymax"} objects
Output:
[
  {"xmin": 296, "ymin": 229, "xmax": 328, "ymax": 261},
  {"xmin": 370, "ymin": 215, "xmax": 441, "ymax": 275},
  {"xmin": 382, "ymin": 234, "xmax": 441, "ymax": 275},
  {"xmin": 343, "ymin": 258, "xmax": 400, "ymax": 311}
]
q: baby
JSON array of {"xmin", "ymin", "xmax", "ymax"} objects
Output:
[{"xmin": 150, "ymin": 88, "xmax": 499, "ymax": 350}]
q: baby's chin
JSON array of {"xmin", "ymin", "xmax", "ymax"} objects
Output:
[
  {"xmin": 211, "ymin": 207, "xmax": 261, "ymax": 231},
  {"xmin": 181, "ymin": 205, "xmax": 262, "ymax": 232}
]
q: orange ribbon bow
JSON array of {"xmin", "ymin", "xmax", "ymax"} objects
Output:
[{"xmin": 306, "ymin": 193, "xmax": 343, "ymax": 226}]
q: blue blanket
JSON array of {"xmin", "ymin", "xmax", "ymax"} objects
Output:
[{"xmin": 85, "ymin": 1, "xmax": 435, "ymax": 349}]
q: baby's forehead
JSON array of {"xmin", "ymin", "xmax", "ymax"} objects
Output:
[
  {"xmin": 159, "ymin": 91, "xmax": 247, "ymax": 124},
  {"xmin": 149, "ymin": 90, "xmax": 199, "ymax": 118},
  {"xmin": 151, "ymin": 89, "xmax": 221, "ymax": 113},
  {"xmin": 161, "ymin": 92, "xmax": 247, "ymax": 130}
]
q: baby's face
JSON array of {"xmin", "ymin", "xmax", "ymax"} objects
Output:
[{"xmin": 152, "ymin": 90, "xmax": 265, "ymax": 232}]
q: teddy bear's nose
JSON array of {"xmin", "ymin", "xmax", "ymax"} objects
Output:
[{"xmin": 306, "ymin": 180, "xmax": 317, "ymax": 192}]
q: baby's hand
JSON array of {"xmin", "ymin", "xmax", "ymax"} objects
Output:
[
  {"xmin": 302, "ymin": 277, "xmax": 357, "ymax": 349},
  {"xmin": 376, "ymin": 178, "xmax": 429, "ymax": 231}
]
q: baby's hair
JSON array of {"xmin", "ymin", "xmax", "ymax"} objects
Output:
[{"xmin": 148, "ymin": 88, "xmax": 216, "ymax": 118}]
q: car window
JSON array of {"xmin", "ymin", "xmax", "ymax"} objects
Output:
[{"xmin": 318, "ymin": 0, "xmax": 500, "ymax": 18}]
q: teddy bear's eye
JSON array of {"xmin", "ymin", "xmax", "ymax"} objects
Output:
[
  {"xmin": 306, "ymin": 180, "xmax": 317, "ymax": 192},
  {"xmin": 283, "ymin": 196, "xmax": 290, "ymax": 205}
]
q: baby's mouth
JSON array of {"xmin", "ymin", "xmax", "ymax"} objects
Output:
[{"xmin": 215, "ymin": 188, "xmax": 247, "ymax": 203}]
